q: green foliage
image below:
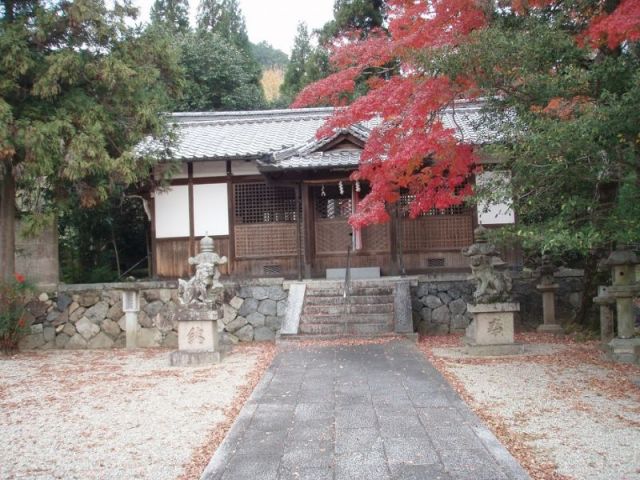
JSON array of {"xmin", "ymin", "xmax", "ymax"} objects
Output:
[
  {"xmin": 280, "ymin": 1, "xmax": 387, "ymax": 104},
  {"xmin": 0, "ymin": 0, "xmax": 182, "ymax": 221},
  {"xmin": 280, "ymin": 23, "xmax": 314, "ymax": 103},
  {"xmin": 175, "ymin": 31, "xmax": 265, "ymax": 111},
  {"xmin": 252, "ymin": 41, "xmax": 289, "ymax": 69},
  {"xmin": 197, "ymin": 0, "xmax": 250, "ymax": 52},
  {"xmin": 59, "ymin": 193, "xmax": 150, "ymax": 283},
  {"xmin": 0, "ymin": 274, "xmax": 32, "ymax": 354},
  {"xmin": 150, "ymin": 0, "xmax": 191, "ymax": 35},
  {"xmin": 318, "ymin": 0, "xmax": 386, "ymax": 44},
  {"xmin": 447, "ymin": 10, "xmax": 640, "ymax": 259}
]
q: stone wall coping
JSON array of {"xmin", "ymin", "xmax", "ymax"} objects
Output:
[
  {"xmin": 415, "ymin": 272, "xmax": 469, "ymax": 282},
  {"xmin": 58, "ymin": 280, "xmax": 178, "ymax": 292},
  {"xmin": 468, "ymin": 302, "xmax": 521, "ymax": 313}
]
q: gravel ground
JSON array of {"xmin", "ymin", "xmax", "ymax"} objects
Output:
[
  {"xmin": 421, "ymin": 334, "xmax": 640, "ymax": 480},
  {"xmin": 0, "ymin": 346, "xmax": 268, "ymax": 480}
]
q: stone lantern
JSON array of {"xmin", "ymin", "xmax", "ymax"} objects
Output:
[
  {"xmin": 536, "ymin": 255, "xmax": 562, "ymax": 334},
  {"xmin": 598, "ymin": 246, "xmax": 640, "ymax": 363}
]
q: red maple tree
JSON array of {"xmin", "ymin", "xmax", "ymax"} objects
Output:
[{"xmin": 292, "ymin": 0, "xmax": 640, "ymax": 227}]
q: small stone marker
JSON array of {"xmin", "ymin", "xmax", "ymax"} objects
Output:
[
  {"xmin": 536, "ymin": 255, "xmax": 563, "ymax": 334},
  {"xmin": 121, "ymin": 289, "xmax": 140, "ymax": 349}
]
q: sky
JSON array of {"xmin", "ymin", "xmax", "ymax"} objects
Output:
[{"xmin": 133, "ymin": 0, "xmax": 335, "ymax": 54}]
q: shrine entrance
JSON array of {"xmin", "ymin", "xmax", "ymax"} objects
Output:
[{"xmin": 308, "ymin": 182, "xmax": 392, "ymax": 277}]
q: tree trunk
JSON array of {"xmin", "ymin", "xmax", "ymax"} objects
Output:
[{"xmin": 0, "ymin": 161, "xmax": 16, "ymax": 282}]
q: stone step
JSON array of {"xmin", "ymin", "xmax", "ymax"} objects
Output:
[
  {"xmin": 298, "ymin": 322, "xmax": 393, "ymax": 336},
  {"xmin": 306, "ymin": 286, "xmax": 394, "ymax": 297},
  {"xmin": 303, "ymin": 303, "xmax": 394, "ymax": 316},
  {"xmin": 277, "ymin": 332, "xmax": 402, "ymax": 344},
  {"xmin": 304, "ymin": 295, "xmax": 395, "ymax": 306},
  {"xmin": 300, "ymin": 313, "xmax": 393, "ymax": 325}
]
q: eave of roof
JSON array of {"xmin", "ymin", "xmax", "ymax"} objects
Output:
[
  {"xmin": 160, "ymin": 100, "xmax": 496, "ymax": 164},
  {"xmin": 257, "ymin": 150, "xmax": 362, "ymax": 172}
]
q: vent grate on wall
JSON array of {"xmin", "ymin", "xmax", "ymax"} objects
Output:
[
  {"xmin": 263, "ymin": 264, "xmax": 282, "ymax": 276},
  {"xmin": 427, "ymin": 257, "xmax": 446, "ymax": 267}
]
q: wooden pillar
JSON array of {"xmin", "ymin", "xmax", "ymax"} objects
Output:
[
  {"xmin": 226, "ymin": 160, "xmax": 235, "ymax": 276},
  {"xmin": 295, "ymin": 183, "xmax": 303, "ymax": 280},
  {"xmin": 302, "ymin": 183, "xmax": 314, "ymax": 278},
  {"xmin": 187, "ymin": 162, "xmax": 195, "ymax": 261},
  {"xmin": 389, "ymin": 203, "xmax": 399, "ymax": 276},
  {"xmin": 149, "ymin": 195, "xmax": 157, "ymax": 278}
]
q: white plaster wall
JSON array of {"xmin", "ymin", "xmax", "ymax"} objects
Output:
[
  {"xmin": 476, "ymin": 171, "xmax": 515, "ymax": 225},
  {"xmin": 153, "ymin": 162, "xmax": 188, "ymax": 180},
  {"xmin": 154, "ymin": 186, "xmax": 190, "ymax": 238},
  {"xmin": 193, "ymin": 183, "xmax": 229, "ymax": 236},
  {"xmin": 231, "ymin": 159, "xmax": 259, "ymax": 176},
  {"xmin": 193, "ymin": 161, "xmax": 227, "ymax": 178}
]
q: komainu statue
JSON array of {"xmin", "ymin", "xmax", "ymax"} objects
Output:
[
  {"xmin": 178, "ymin": 235, "xmax": 227, "ymax": 306},
  {"xmin": 462, "ymin": 225, "xmax": 513, "ymax": 304}
]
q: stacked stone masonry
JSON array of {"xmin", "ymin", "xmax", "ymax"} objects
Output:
[
  {"xmin": 18, "ymin": 281, "xmax": 288, "ymax": 351},
  {"xmin": 18, "ymin": 271, "xmax": 589, "ymax": 350},
  {"xmin": 412, "ymin": 270, "xmax": 590, "ymax": 335}
]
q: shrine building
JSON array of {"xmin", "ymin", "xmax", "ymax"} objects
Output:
[{"xmin": 150, "ymin": 103, "xmax": 516, "ymax": 279}]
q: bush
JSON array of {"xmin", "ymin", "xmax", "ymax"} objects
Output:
[{"xmin": 0, "ymin": 274, "xmax": 32, "ymax": 355}]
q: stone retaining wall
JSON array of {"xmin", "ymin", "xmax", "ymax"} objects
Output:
[
  {"xmin": 17, "ymin": 270, "xmax": 589, "ymax": 349},
  {"xmin": 412, "ymin": 269, "xmax": 588, "ymax": 334},
  {"xmin": 18, "ymin": 280, "xmax": 288, "ymax": 351}
]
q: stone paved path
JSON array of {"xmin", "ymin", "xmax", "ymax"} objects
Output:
[{"xmin": 201, "ymin": 340, "xmax": 530, "ymax": 480}]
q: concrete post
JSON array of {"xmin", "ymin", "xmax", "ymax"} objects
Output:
[{"xmin": 121, "ymin": 290, "xmax": 140, "ymax": 349}]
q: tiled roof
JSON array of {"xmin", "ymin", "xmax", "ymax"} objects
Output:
[
  {"xmin": 166, "ymin": 108, "xmax": 334, "ymax": 160},
  {"xmin": 258, "ymin": 150, "xmax": 362, "ymax": 171},
  {"xmin": 162, "ymin": 101, "xmax": 494, "ymax": 165}
]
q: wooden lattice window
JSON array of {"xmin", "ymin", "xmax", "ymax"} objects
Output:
[
  {"xmin": 234, "ymin": 183, "xmax": 297, "ymax": 224},
  {"xmin": 399, "ymin": 194, "xmax": 469, "ymax": 217},
  {"xmin": 314, "ymin": 185, "xmax": 352, "ymax": 219}
]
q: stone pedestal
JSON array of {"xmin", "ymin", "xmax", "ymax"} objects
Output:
[
  {"xmin": 170, "ymin": 305, "xmax": 226, "ymax": 366},
  {"xmin": 536, "ymin": 284, "xmax": 563, "ymax": 334},
  {"xmin": 607, "ymin": 337, "xmax": 640, "ymax": 364},
  {"xmin": 464, "ymin": 303, "xmax": 523, "ymax": 355}
]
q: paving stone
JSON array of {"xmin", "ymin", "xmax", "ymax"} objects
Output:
[
  {"xmin": 378, "ymin": 414, "xmax": 428, "ymax": 439},
  {"xmin": 335, "ymin": 427, "xmax": 380, "ymax": 454},
  {"xmin": 278, "ymin": 466, "xmax": 334, "ymax": 480},
  {"xmin": 281, "ymin": 447, "xmax": 333, "ymax": 469},
  {"xmin": 220, "ymin": 454, "xmax": 280, "ymax": 480},
  {"xmin": 336, "ymin": 406, "xmax": 377, "ymax": 429},
  {"xmin": 335, "ymin": 448, "xmax": 390, "ymax": 480},
  {"xmin": 383, "ymin": 437, "xmax": 439, "ymax": 466},
  {"xmin": 389, "ymin": 464, "xmax": 452, "ymax": 480},
  {"xmin": 201, "ymin": 340, "xmax": 529, "ymax": 480}
]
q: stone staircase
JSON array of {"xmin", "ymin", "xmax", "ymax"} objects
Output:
[{"xmin": 281, "ymin": 280, "xmax": 405, "ymax": 340}]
